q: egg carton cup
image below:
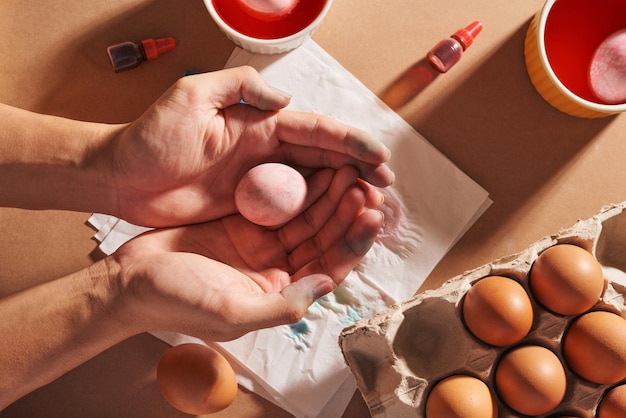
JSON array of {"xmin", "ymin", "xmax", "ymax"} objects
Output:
[{"xmin": 339, "ymin": 201, "xmax": 626, "ymax": 417}]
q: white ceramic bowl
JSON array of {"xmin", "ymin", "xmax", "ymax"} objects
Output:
[{"xmin": 204, "ymin": 0, "xmax": 333, "ymax": 54}]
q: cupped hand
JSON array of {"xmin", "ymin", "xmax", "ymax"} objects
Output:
[
  {"xmin": 113, "ymin": 166, "xmax": 384, "ymax": 341},
  {"xmin": 108, "ymin": 65, "xmax": 394, "ymax": 227}
]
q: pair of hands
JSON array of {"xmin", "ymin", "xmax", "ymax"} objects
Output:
[{"xmin": 107, "ymin": 66, "xmax": 394, "ymax": 340}]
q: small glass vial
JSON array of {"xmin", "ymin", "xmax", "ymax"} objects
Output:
[
  {"xmin": 107, "ymin": 37, "xmax": 176, "ymax": 73},
  {"xmin": 427, "ymin": 21, "xmax": 483, "ymax": 73}
]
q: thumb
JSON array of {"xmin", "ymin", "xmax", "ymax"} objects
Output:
[
  {"xmin": 197, "ymin": 66, "xmax": 292, "ymax": 110},
  {"xmin": 281, "ymin": 274, "xmax": 337, "ymax": 317},
  {"xmin": 237, "ymin": 275, "xmax": 336, "ymax": 332}
]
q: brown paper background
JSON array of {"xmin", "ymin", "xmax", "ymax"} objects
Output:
[{"xmin": 1, "ymin": 0, "xmax": 625, "ymax": 416}]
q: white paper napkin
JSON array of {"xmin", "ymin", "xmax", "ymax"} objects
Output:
[{"xmin": 89, "ymin": 39, "xmax": 491, "ymax": 417}]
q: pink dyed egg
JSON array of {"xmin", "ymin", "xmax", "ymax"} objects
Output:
[
  {"xmin": 235, "ymin": 0, "xmax": 300, "ymax": 20},
  {"xmin": 589, "ymin": 29, "xmax": 626, "ymax": 105},
  {"xmin": 235, "ymin": 163, "xmax": 307, "ymax": 227}
]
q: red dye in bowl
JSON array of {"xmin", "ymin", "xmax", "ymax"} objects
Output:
[
  {"xmin": 544, "ymin": 0, "xmax": 626, "ymax": 103},
  {"xmin": 212, "ymin": 0, "xmax": 326, "ymax": 40}
]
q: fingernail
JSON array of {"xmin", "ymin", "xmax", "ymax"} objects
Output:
[
  {"xmin": 381, "ymin": 164, "xmax": 395, "ymax": 185},
  {"xmin": 353, "ymin": 209, "xmax": 385, "ymax": 253},
  {"xmin": 370, "ymin": 165, "xmax": 395, "ymax": 188},
  {"xmin": 304, "ymin": 274, "xmax": 337, "ymax": 300},
  {"xmin": 369, "ymin": 187, "xmax": 385, "ymax": 207},
  {"xmin": 357, "ymin": 179, "xmax": 385, "ymax": 209},
  {"xmin": 272, "ymin": 86, "xmax": 292, "ymax": 100},
  {"xmin": 355, "ymin": 178, "xmax": 370, "ymax": 194},
  {"xmin": 351, "ymin": 231, "xmax": 377, "ymax": 256}
]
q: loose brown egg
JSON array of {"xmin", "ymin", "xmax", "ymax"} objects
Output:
[
  {"xmin": 597, "ymin": 383, "xmax": 626, "ymax": 418},
  {"xmin": 235, "ymin": 163, "xmax": 307, "ymax": 227},
  {"xmin": 530, "ymin": 244, "xmax": 604, "ymax": 315},
  {"xmin": 425, "ymin": 374, "xmax": 498, "ymax": 418},
  {"xmin": 563, "ymin": 310, "xmax": 626, "ymax": 384},
  {"xmin": 462, "ymin": 276, "xmax": 534, "ymax": 346},
  {"xmin": 495, "ymin": 345, "xmax": 566, "ymax": 416},
  {"xmin": 157, "ymin": 343, "xmax": 238, "ymax": 415}
]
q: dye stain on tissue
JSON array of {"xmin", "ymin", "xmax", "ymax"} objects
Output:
[
  {"xmin": 315, "ymin": 286, "xmax": 369, "ymax": 325},
  {"xmin": 286, "ymin": 319, "xmax": 311, "ymax": 351},
  {"xmin": 342, "ymin": 306, "xmax": 364, "ymax": 325},
  {"xmin": 372, "ymin": 188, "xmax": 422, "ymax": 260},
  {"xmin": 291, "ymin": 320, "xmax": 310, "ymax": 334}
]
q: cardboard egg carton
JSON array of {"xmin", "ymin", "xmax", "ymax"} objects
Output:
[{"xmin": 339, "ymin": 202, "xmax": 626, "ymax": 417}]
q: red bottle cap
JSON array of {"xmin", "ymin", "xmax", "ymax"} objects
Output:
[
  {"xmin": 453, "ymin": 21, "xmax": 483, "ymax": 50},
  {"xmin": 141, "ymin": 37, "xmax": 176, "ymax": 60}
]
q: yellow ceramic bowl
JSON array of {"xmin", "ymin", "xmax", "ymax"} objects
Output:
[{"xmin": 524, "ymin": 0, "xmax": 626, "ymax": 118}]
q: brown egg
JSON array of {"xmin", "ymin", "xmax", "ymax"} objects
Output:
[
  {"xmin": 530, "ymin": 244, "xmax": 604, "ymax": 315},
  {"xmin": 563, "ymin": 310, "xmax": 626, "ymax": 384},
  {"xmin": 462, "ymin": 276, "xmax": 534, "ymax": 346},
  {"xmin": 495, "ymin": 345, "xmax": 566, "ymax": 416},
  {"xmin": 425, "ymin": 374, "xmax": 498, "ymax": 418},
  {"xmin": 157, "ymin": 343, "xmax": 238, "ymax": 415},
  {"xmin": 597, "ymin": 384, "xmax": 626, "ymax": 418}
]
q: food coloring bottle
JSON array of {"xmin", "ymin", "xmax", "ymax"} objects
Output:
[
  {"xmin": 427, "ymin": 21, "xmax": 482, "ymax": 73},
  {"xmin": 107, "ymin": 37, "xmax": 176, "ymax": 73}
]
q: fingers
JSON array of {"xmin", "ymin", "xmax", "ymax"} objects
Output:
[
  {"xmin": 279, "ymin": 143, "xmax": 395, "ymax": 188},
  {"xmin": 290, "ymin": 204, "xmax": 384, "ymax": 284},
  {"xmin": 284, "ymin": 169, "xmax": 384, "ymax": 280},
  {"xmin": 182, "ymin": 67, "xmax": 394, "ymax": 187},
  {"xmin": 223, "ymin": 172, "xmax": 384, "ymax": 333},
  {"xmin": 274, "ymin": 111, "xmax": 394, "ymax": 187},
  {"xmin": 323, "ymin": 208, "xmax": 384, "ymax": 279},
  {"xmin": 297, "ymin": 168, "xmax": 335, "ymax": 220},
  {"xmin": 275, "ymin": 110, "xmax": 392, "ymax": 165},
  {"xmin": 278, "ymin": 166, "xmax": 360, "ymax": 251},
  {"xmin": 187, "ymin": 66, "xmax": 292, "ymax": 110},
  {"xmin": 358, "ymin": 178, "xmax": 385, "ymax": 208}
]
